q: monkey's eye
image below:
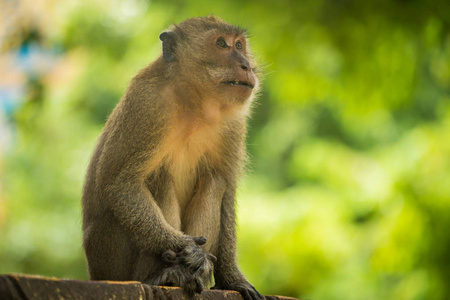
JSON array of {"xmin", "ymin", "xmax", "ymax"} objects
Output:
[
  {"xmin": 235, "ymin": 41, "xmax": 243, "ymax": 50},
  {"xmin": 216, "ymin": 38, "xmax": 227, "ymax": 48}
]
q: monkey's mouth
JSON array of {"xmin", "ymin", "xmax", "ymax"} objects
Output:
[{"xmin": 221, "ymin": 80, "xmax": 254, "ymax": 89}]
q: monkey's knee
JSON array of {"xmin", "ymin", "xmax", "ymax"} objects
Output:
[{"xmin": 83, "ymin": 222, "xmax": 137, "ymax": 281}]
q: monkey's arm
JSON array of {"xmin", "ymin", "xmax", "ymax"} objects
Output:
[
  {"xmin": 102, "ymin": 168, "xmax": 184, "ymax": 251},
  {"xmin": 213, "ymin": 184, "xmax": 264, "ymax": 300},
  {"xmin": 91, "ymin": 97, "xmax": 189, "ymax": 253}
]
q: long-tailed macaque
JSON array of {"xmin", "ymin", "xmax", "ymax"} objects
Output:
[{"xmin": 82, "ymin": 16, "xmax": 262, "ymax": 300}]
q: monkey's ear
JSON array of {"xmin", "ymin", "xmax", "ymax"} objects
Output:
[{"xmin": 159, "ymin": 31, "xmax": 176, "ymax": 62}]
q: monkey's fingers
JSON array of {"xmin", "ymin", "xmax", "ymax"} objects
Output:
[
  {"xmin": 189, "ymin": 263, "xmax": 207, "ymax": 279},
  {"xmin": 182, "ymin": 277, "xmax": 204, "ymax": 296},
  {"xmin": 194, "ymin": 278, "xmax": 204, "ymax": 294},
  {"xmin": 186, "ymin": 256, "xmax": 214, "ymax": 283},
  {"xmin": 237, "ymin": 285, "xmax": 264, "ymax": 300},
  {"xmin": 192, "ymin": 236, "xmax": 207, "ymax": 245},
  {"xmin": 212, "ymin": 283, "xmax": 264, "ymax": 300}
]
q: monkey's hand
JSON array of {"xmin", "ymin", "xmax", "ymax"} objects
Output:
[
  {"xmin": 157, "ymin": 236, "xmax": 216, "ymax": 295},
  {"xmin": 212, "ymin": 280, "xmax": 264, "ymax": 300}
]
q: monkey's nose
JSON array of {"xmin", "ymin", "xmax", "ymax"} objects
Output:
[{"xmin": 241, "ymin": 63, "xmax": 251, "ymax": 71}]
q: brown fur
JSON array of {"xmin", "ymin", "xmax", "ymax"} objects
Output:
[{"xmin": 82, "ymin": 16, "xmax": 262, "ymax": 300}]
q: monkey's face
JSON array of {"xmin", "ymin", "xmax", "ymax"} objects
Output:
[
  {"xmin": 201, "ymin": 34, "xmax": 258, "ymax": 103},
  {"xmin": 160, "ymin": 18, "xmax": 259, "ymax": 104}
]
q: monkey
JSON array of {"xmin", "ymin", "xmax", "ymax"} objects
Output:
[{"xmin": 81, "ymin": 16, "xmax": 262, "ymax": 300}]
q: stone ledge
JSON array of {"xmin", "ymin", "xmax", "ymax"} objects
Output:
[{"xmin": 0, "ymin": 274, "xmax": 298, "ymax": 300}]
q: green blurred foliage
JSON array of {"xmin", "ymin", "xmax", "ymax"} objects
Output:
[{"xmin": 1, "ymin": 0, "xmax": 449, "ymax": 299}]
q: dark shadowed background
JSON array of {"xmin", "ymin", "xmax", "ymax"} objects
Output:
[{"xmin": 1, "ymin": 0, "xmax": 449, "ymax": 299}]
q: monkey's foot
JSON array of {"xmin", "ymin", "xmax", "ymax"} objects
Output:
[
  {"xmin": 152, "ymin": 237, "xmax": 216, "ymax": 295},
  {"xmin": 212, "ymin": 281, "xmax": 264, "ymax": 300},
  {"xmin": 150, "ymin": 263, "xmax": 206, "ymax": 295}
]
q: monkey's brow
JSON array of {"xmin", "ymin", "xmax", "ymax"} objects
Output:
[
  {"xmin": 233, "ymin": 25, "xmax": 249, "ymax": 35},
  {"xmin": 208, "ymin": 24, "xmax": 248, "ymax": 36},
  {"xmin": 229, "ymin": 27, "xmax": 248, "ymax": 36}
]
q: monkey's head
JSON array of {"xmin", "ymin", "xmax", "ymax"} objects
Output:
[{"xmin": 159, "ymin": 16, "xmax": 259, "ymax": 103}]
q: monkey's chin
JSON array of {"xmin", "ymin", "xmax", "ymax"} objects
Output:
[{"xmin": 229, "ymin": 91, "xmax": 253, "ymax": 103}]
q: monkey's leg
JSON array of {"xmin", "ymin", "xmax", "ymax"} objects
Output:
[
  {"xmin": 83, "ymin": 212, "xmax": 138, "ymax": 281},
  {"xmin": 182, "ymin": 175, "xmax": 225, "ymax": 282},
  {"xmin": 182, "ymin": 175, "xmax": 225, "ymax": 254},
  {"xmin": 143, "ymin": 176, "xmax": 223, "ymax": 294},
  {"xmin": 212, "ymin": 185, "xmax": 264, "ymax": 300}
]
